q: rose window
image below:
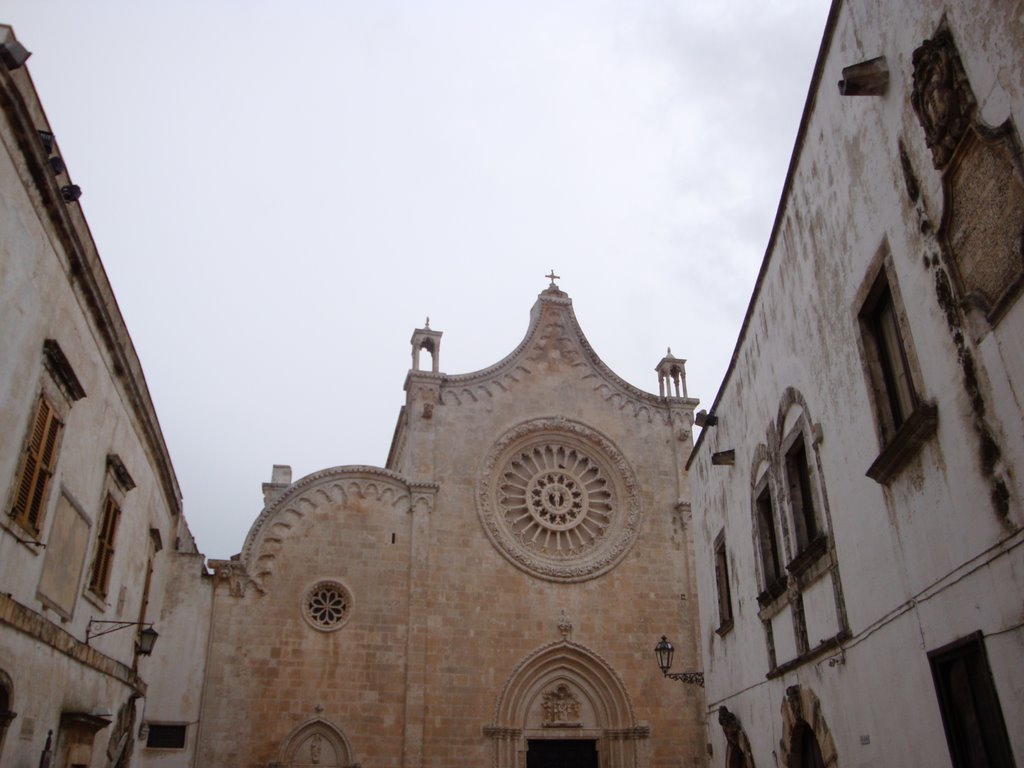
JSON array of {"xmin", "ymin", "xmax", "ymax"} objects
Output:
[
  {"xmin": 500, "ymin": 445, "xmax": 613, "ymax": 553},
  {"xmin": 478, "ymin": 419, "xmax": 640, "ymax": 582},
  {"xmin": 302, "ymin": 581, "xmax": 352, "ymax": 632}
]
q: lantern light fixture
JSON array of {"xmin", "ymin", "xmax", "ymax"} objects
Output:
[{"xmin": 654, "ymin": 635, "xmax": 705, "ymax": 688}]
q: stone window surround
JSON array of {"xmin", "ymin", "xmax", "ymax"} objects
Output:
[
  {"xmin": 752, "ymin": 469, "xmax": 788, "ymax": 609},
  {"xmin": 84, "ymin": 458, "xmax": 135, "ymax": 608},
  {"xmin": 301, "ymin": 580, "xmax": 354, "ymax": 633},
  {"xmin": 853, "ymin": 243, "xmax": 937, "ymax": 484},
  {"xmin": 746, "ymin": 392, "xmax": 849, "ymax": 676},
  {"xmin": 713, "ymin": 530, "xmax": 734, "ymax": 636}
]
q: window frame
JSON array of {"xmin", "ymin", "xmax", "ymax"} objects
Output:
[
  {"xmin": 928, "ymin": 631, "xmax": 1014, "ymax": 768},
  {"xmin": 713, "ymin": 531, "xmax": 734, "ymax": 635},
  {"xmin": 855, "ymin": 251, "xmax": 937, "ymax": 483},
  {"xmin": 87, "ymin": 493, "xmax": 122, "ymax": 600},
  {"xmin": 3, "ymin": 341, "xmax": 85, "ymax": 546},
  {"xmin": 782, "ymin": 430, "xmax": 820, "ymax": 556},
  {"xmin": 144, "ymin": 723, "xmax": 188, "ymax": 751},
  {"xmin": 7, "ymin": 394, "xmax": 65, "ymax": 537},
  {"xmin": 753, "ymin": 474, "xmax": 787, "ymax": 606}
]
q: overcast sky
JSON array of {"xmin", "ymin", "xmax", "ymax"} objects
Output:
[{"xmin": 5, "ymin": 1, "xmax": 831, "ymax": 560}]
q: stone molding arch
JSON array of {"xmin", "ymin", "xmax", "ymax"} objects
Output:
[
  {"xmin": 718, "ymin": 706, "xmax": 755, "ymax": 768},
  {"xmin": 485, "ymin": 640, "xmax": 648, "ymax": 768},
  {"xmin": 278, "ymin": 717, "xmax": 356, "ymax": 768},
  {"xmin": 211, "ymin": 466, "xmax": 436, "ymax": 595},
  {"xmin": 0, "ymin": 667, "xmax": 14, "ymax": 756},
  {"xmin": 779, "ymin": 685, "xmax": 838, "ymax": 768}
]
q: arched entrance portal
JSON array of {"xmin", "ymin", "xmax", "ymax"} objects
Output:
[
  {"xmin": 278, "ymin": 718, "xmax": 354, "ymax": 768},
  {"xmin": 779, "ymin": 685, "xmax": 838, "ymax": 768},
  {"xmin": 485, "ymin": 640, "xmax": 649, "ymax": 768}
]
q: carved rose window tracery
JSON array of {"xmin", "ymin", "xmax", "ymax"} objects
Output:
[
  {"xmin": 302, "ymin": 581, "xmax": 352, "ymax": 632},
  {"xmin": 501, "ymin": 444, "xmax": 612, "ymax": 553},
  {"xmin": 478, "ymin": 418, "xmax": 640, "ymax": 582}
]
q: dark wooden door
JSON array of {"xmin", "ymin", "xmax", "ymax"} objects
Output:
[{"xmin": 526, "ymin": 739, "xmax": 598, "ymax": 768}]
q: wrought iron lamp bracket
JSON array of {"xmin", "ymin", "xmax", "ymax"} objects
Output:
[{"xmin": 663, "ymin": 670, "xmax": 705, "ymax": 687}]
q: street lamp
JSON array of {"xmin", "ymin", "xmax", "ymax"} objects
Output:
[
  {"xmin": 654, "ymin": 636, "xmax": 704, "ymax": 688},
  {"xmin": 86, "ymin": 620, "xmax": 159, "ymax": 656}
]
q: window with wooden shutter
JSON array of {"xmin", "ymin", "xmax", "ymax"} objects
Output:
[
  {"xmin": 89, "ymin": 495, "xmax": 121, "ymax": 598},
  {"xmin": 10, "ymin": 396, "xmax": 63, "ymax": 535}
]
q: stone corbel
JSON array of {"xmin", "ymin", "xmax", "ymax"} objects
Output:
[{"xmin": 210, "ymin": 559, "xmax": 257, "ymax": 597}]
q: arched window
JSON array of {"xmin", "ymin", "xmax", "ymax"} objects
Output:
[{"xmin": 794, "ymin": 721, "xmax": 825, "ymax": 768}]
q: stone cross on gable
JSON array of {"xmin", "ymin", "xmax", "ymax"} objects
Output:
[{"xmin": 546, "ymin": 270, "xmax": 560, "ymax": 287}]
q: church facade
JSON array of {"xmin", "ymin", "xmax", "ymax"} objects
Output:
[{"xmin": 198, "ymin": 284, "xmax": 706, "ymax": 767}]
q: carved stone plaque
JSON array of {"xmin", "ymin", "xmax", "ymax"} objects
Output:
[
  {"xmin": 542, "ymin": 684, "xmax": 582, "ymax": 727},
  {"xmin": 943, "ymin": 128, "xmax": 1024, "ymax": 320}
]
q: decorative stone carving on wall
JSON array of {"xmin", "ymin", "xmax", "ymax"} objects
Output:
[
  {"xmin": 278, "ymin": 718, "xmax": 354, "ymax": 768},
  {"xmin": 477, "ymin": 418, "xmax": 640, "ymax": 582},
  {"xmin": 486, "ymin": 639, "xmax": 646, "ymax": 768},
  {"xmin": 718, "ymin": 707, "xmax": 756, "ymax": 768},
  {"xmin": 913, "ymin": 27, "xmax": 1024, "ymax": 324},
  {"xmin": 911, "ymin": 30, "xmax": 976, "ymax": 170},
  {"xmin": 939, "ymin": 127, "xmax": 1024, "ymax": 321},
  {"xmin": 302, "ymin": 580, "xmax": 353, "ymax": 632},
  {"xmin": 778, "ymin": 685, "xmax": 838, "ymax": 768},
  {"xmin": 211, "ymin": 560, "xmax": 257, "ymax": 597},
  {"xmin": 541, "ymin": 684, "xmax": 582, "ymax": 727}
]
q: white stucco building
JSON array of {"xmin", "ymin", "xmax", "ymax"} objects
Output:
[
  {"xmin": 0, "ymin": 25, "xmax": 209, "ymax": 768},
  {"xmin": 688, "ymin": 2, "xmax": 1024, "ymax": 766}
]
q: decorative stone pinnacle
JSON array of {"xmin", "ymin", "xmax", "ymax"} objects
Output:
[{"xmin": 424, "ymin": 316, "xmax": 430, "ymax": 329}]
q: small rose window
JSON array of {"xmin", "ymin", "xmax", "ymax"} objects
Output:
[{"xmin": 302, "ymin": 580, "xmax": 352, "ymax": 632}]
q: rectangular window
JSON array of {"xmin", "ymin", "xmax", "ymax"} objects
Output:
[
  {"xmin": 145, "ymin": 724, "xmax": 187, "ymax": 750},
  {"xmin": 713, "ymin": 533, "xmax": 733, "ymax": 631},
  {"xmin": 88, "ymin": 495, "xmax": 121, "ymax": 598},
  {"xmin": 785, "ymin": 439, "xmax": 818, "ymax": 552},
  {"xmin": 929, "ymin": 632, "xmax": 1014, "ymax": 768},
  {"xmin": 858, "ymin": 264, "xmax": 938, "ymax": 483},
  {"xmin": 9, "ymin": 395, "xmax": 63, "ymax": 535},
  {"xmin": 860, "ymin": 277, "xmax": 919, "ymax": 441},
  {"xmin": 755, "ymin": 485, "xmax": 785, "ymax": 594}
]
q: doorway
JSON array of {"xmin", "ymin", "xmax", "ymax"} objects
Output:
[{"xmin": 526, "ymin": 739, "xmax": 598, "ymax": 768}]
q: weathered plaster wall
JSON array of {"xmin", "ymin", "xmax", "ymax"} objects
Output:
[
  {"xmin": 690, "ymin": 1, "xmax": 1024, "ymax": 766},
  {"xmin": 0, "ymin": 30, "xmax": 207, "ymax": 768}
]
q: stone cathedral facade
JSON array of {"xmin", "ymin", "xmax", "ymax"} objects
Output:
[{"xmin": 198, "ymin": 283, "xmax": 706, "ymax": 767}]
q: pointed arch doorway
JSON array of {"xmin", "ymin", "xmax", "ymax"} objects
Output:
[
  {"xmin": 277, "ymin": 718, "xmax": 354, "ymax": 768},
  {"xmin": 485, "ymin": 640, "xmax": 649, "ymax": 768}
]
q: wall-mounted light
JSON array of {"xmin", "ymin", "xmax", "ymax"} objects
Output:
[
  {"xmin": 0, "ymin": 41, "xmax": 31, "ymax": 70},
  {"xmin": 37, "ymin": 130, "xmax": 55, "ymax": 154},
  {"xmin": 654, "ymin": 636, "xmax": 704, "ymax": 687},
  {"xmin": 86, "ymin": 619, "xmax": 159, "ymax": 656},
  {"xmin": 694, "ymin": 410, "xmax": 718, "ymax": 428}
]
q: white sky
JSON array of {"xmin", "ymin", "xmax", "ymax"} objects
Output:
[{"xmin": 4, "ymin": 1, "xmax": 832, "ymax": 559}]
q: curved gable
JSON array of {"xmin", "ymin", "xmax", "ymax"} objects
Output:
[
  {"xmin": 238, "ymin": 465, "xmax": 424, "ymax": 588},
  {"xmin": 439, "ymin": 286, "xmax": 673, "ymax": 422}
]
